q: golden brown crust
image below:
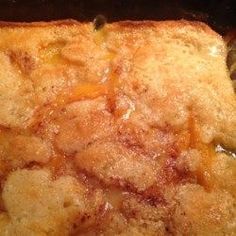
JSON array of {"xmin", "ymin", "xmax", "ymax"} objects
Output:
[
  {"xmin": 0, "ymin": 19, "xmax": 218, "ymax": 36},
  {"xmin": 0, "ymin": 20, "xmax": 235, "ymax": 235},
  {"xmin": 115, "ymin": 19, "xmax": 212, "ymax": 31}
]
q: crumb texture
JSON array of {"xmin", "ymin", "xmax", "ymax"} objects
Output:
[{"xmin": 0, "ymin": 20, "xmax": 235, "ymax": 235}]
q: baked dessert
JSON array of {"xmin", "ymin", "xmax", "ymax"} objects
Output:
[{"xmin": 0, "ymin": 20, "xmax": 235, "ymax": 235}]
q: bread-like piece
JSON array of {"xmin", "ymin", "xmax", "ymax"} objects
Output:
[
  {"xmin": 0, "ymin": 169, "xmax": 96, "ymax": 236},
  {"xmin": 0, "ymin": 20, "xmax": 235, "ymax": 235}
]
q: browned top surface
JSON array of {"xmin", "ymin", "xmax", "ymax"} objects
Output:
[{"xmin": 0, "ymin": 20, "xmax": 235, "ymax": 235}]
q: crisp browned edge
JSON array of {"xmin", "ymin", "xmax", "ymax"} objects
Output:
[
  {"xmin": 0, "ymin": 19, "xmax": 218, "ymax": 36},
  {"xmin": 116, "ymin": 20, "xmax": 219, "ymax": 37}
]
